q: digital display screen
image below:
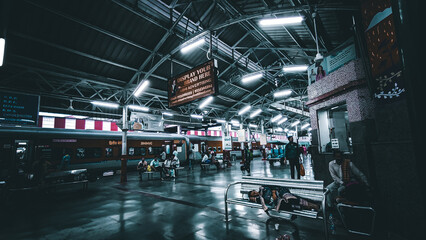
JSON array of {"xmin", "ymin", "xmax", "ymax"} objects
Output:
[
  {"xmin": 168, "ymin": 60, "xmax": 218, "ymax": 107},
  {"xmin": 0, "ymin": 91, "xmax": 40, "ymax": 126}
]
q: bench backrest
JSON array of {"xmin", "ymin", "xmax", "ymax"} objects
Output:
[{"xmin": 240, "ymin": 176, "xmax": 324, "ymax": 202}]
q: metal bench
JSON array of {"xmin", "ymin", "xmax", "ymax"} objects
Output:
[
  {"xmin": 225, "ymin": 176, "xmax": 329, "ymax": 239},
  {"xmin": 143, "ymin": 171, "xmax": 161, "ymax": 180},
  {"xmin": 201, "ymin": 163, "xmax": 214, "ymax": 170},
  {"xmin": 337, "ymin": 203, "xmax": 376, "ymax": 236},
  {"xmin": 267, "ymin": 157, "xmax": 284, "ymax": 166},
  {"xmin": 175, "ymin": 167, "xmax": 185, "ymax": 177}
]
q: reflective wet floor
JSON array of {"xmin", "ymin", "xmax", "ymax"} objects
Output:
[{"xmin": 0, "ymin": 157, "xmax": 372, "ymax": 240}]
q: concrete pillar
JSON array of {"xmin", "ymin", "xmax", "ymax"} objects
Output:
[{"xmin": 121, "ymin": 105, "xmax": 128, "ymax": 183}]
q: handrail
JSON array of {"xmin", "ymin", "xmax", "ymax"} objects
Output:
[{"xmin": 224, "ymin": 181, "xmax": 245, "ymax": 222}]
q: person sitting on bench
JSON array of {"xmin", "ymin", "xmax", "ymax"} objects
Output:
[
  {"xmin": 201, "ymin": 153, "xmax": 210, "ymax": 170},
  {"xmin": 326, "ymin": 150, "xmax": 370, "ymax": 208},
  {"xmin": 248, "ymin": 186, "xmax": 320, "ymax": 212}
]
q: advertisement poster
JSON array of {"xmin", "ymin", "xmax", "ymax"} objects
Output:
[
  {"xmin": 361, "ymin": 0, "xmax": 405, "ymax": 101},
  {"xmin": 222, "ymin": 136, "xmax": 232, "ymax": 151},
  {"xmin": 168, "ymin": 60, "xmax": 218, "ymax": 107},
  {"xmin": 260, "ymin": 134, "xmax": 267, "ymax": 145},
  {"xmin": 237, "ymin": 129, "xmax": 246, "ymax": 143},
  {"xmin": 129, "ymin": 112, "xmax": 164, "ymax": 131}
]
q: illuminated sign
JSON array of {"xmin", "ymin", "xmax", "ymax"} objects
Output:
[
  {"xmin": 168, "ymin": 60, "xmax": 218, "ymax": 107},
  {"xmin": 108, "ymin": 140, "xmax": 122, "ymax": 146},
  {"xmin": 140, "ymin": 141, "xmax": 153, "ymax": 146},
  {"xmin": 0, "ymin": 91, "xmax": 40, "ymax": 126},
  {"xmin": 52, "ymin": 139, "xmax": 77, "ymax": 143}
]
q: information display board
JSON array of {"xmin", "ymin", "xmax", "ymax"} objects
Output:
[
  {"xmin": 129, "ymin": 112, "xmax": 164, "ymax": 132},
  {"xmin": 168, "ymin": 60, "xmax": 218, "ymax": 107},
  {"xmin": 331, "ymin": 138, "xmax": 339, "ymax": 149},
  {"xmin": 0, "ymin": 91, "xmax": 40, "ymax": 126},
  {"xmin": 222, "ymin": 136, "xmax": 232, "ymax": 151}
]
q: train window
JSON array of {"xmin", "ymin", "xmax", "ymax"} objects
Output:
[
  {"xmin": 140, "ymin": 147, "xmax": 146, "ymax": 156},
  {"xmin": 128, "ymin": 147, "xmax": 135, "ymax": 156},
  {"xmin": 76, "ymin": 148, "xmax": 85, "ymax": 159},
  {"xmin": 151, "ymin": 147, "xmax": 163, "ymax": 156},
  {"xmin": 76, "ymin": 148, "xmax": 102, "ymax": 159},
  {"xmin": 105, "ymin": 148, "xmax": 113, "ymax": 157},
  {"xmin": 133, "ymin": 147, "xmax": 141, "ymax": 156}
]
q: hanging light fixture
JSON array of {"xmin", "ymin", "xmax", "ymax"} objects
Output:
[{"xmin": 313, "ymin": 12, "xmax": 324, "ymax": 63}]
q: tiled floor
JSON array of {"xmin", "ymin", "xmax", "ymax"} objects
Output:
[{"xmin": 0, "ymin": 156, "xmax": 373, "ymax": 239}]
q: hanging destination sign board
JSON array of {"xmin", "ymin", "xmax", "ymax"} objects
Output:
[{"xmin": 168, "ymin": 59, "xmax": 218, "ymax": 107}]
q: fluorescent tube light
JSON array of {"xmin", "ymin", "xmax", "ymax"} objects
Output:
[
  {"xmin": 91, "ymin": 101, "xmax": 120, "ymax": 108},
  {"xmin": 162, "ymin": 112, "xmax": 173, "ymax": 116},
  {"xmin": 249, "ymin": 124, "xmax": 257, "ymax": 128},
  {"xmin": 199, "ymin": 96, "xmax": 213, "ymax": 109},
  {"xmin": 0, "ymin": 38, "xmax": 5, "ymax": 67},
  {"xmin": 275, "ymin": 127, "xmax": 283, "ymax": 132},
  {"xmin": 133, "ymin": 80, "xmax": 150, "ymax": 97},
  {"xmin": 39, "ymin": 112, "xmax": 68, "ymax": 118},
  {"xmin": 331, "ymin": 106, "xmax": 339, "ymax": 110},
  {"xmin": 271, "ymin": 114, "xmax": 282, "ymax": 122},
  {"xmin": 301, "ymin": 123, "xmax": 310, "ymax": 129},
  {"xmin": 181, "ymin": 38, "xmax": 205, "ymax": 53},
  {"xmin": 274, "ymin": 90, "xmax": 292, "ymax": 98},
  {"xmin": 249, "ymin": 109, "xmax": 262, "ymax": 118},
  {"xmin": 230, "ymin": 119, "xmax": 239, "ymax": 124},
  {"xmin": 259, "ymin": 16, "xmax": 304, "ymax": 26},
  {"xmin": 284, "ymin": 128, "xmax": 289, "ymax": 132},
  {"xmin": 190, "ymin": 114, "xmax": 203, "ymax": 119},
  {"xmin": 128, "ymin": 105, "xmax": 149, "ymax": 112},
  {"xmin": 308, "ymin": 127, "xmax": 312, "ymax": 131},
  {"xmin": 283, "ymin": 65, "xmax": 308, "ymax": 72},
  {"xmin": 242, "ymin": 73, "xmax": 263, "ymax": 83},
  {"xmin": 216, "ymin": 119, "xmax": 226, "ymax": 123},
  {"xmin": 290, "ymin": 120, "xmax": 300, "ymax": 127},
  {"xmin": 238, "ymin": 105, "xmax": 251, "ymax": 115},
  {"xmin": 277, "ymin": 117, "xmax": 288, "ymax": 124}
]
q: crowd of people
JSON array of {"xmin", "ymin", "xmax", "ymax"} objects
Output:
[{"xmin": 137, "ymin": 147, "xmax": 180, "ymax": 181}]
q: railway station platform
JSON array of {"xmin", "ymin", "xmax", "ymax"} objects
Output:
[{"xmin": 0, "ymin": 156, "xmax": 379, "ymax": 240}]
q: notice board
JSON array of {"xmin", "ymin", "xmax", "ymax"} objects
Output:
[
  {"xmin": 0, "ymin": 91, "xmax": 40, "ymax": 126},
  {"xmin": 168, "ymin": 60, "xmax": 218, "ymax": 107}
]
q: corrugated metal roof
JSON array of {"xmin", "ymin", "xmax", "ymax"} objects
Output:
[{"xmin": 0, "ymin": 0, "xmax": 360, "ymax": 124}]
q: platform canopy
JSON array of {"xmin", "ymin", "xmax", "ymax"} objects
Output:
[{"xmin": 0, "ymin": 0, "xmax": 359, "ymax": 132}]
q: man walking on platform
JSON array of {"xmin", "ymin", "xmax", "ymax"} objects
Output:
[
  {"xmin": 188, "ymin": 145, "xmax": 195, "ymax": 170},
  {"xmin": 285, "ymin": 136, "xmax": 301, "ymax": 179}
]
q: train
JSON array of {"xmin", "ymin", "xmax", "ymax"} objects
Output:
[
  {"xmin": 0, "ymin": 126, "xmax": 310, "ymax": 184},
  {"xmin": 0, "ymin": 126, "xmax": 188, "ymax": 182}
]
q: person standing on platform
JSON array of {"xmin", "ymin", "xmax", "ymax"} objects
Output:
[
  {"xmin": 173, "ymin": 147, "xmax": 178, "ymax": 159},
  {"xmin": 160, "ymin": 148, "xmax": 167, "ymax": 162},
  {"xmin": 188, "ymin": 145, "xmax": 195, "ymax": 170},
  {"xmin": 60, "ymin": 153, "xmax": 71, "ymax": 170},
  {"xmin": 137, "ymin": 158, "xmax": 147, "ymax": 180},
  {"xmin": 285, "ymin": 136, "xmax": 301, "ymax": 179}
]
